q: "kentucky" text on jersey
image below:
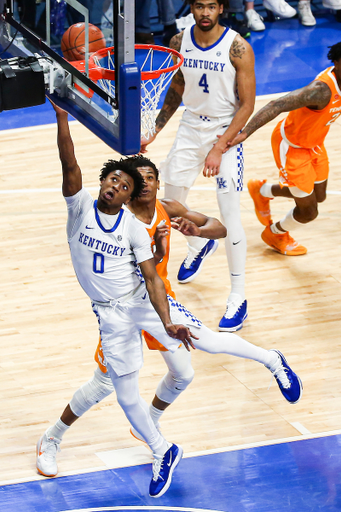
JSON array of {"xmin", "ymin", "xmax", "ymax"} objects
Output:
[
  {"xmin": 183, "ymin": 58, "xmax": 226, "ymax": 72},
  {"xmin": 78, "ymin": 232, "xmax": 126, "ymax": 256}
]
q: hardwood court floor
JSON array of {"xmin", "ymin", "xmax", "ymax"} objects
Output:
[{"xmin": 0, "ymin": 97, "xmax": 340, "ymax": 484}]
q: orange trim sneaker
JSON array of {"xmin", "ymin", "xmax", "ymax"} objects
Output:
[
  {"xmin": 261, "ymin": 226, "xmax": 307, "ymax": 256},
  {"xmin": 36, "ymin": 431, "xmax": 61, "ymax": 477},
  {"xmin": 248, "ymin": 179, "xmax": 273, "ymax": 226}
]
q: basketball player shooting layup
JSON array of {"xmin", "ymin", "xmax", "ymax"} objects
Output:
[
  {"xmin": 228, "ymin": 42, "xmax": 341, "ymax": 256},
  {"xmin": 141, "ymin": 0, "xmax": 256, "ymax": 333},
  {"xmin": 38, "ymin": 128, "xmax": 302, "ymax": 496}
]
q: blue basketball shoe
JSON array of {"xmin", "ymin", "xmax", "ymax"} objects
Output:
[
  {"xmin": 177, "ymin": 240, "xmax": 218, "ymax": 283},
  {"xmin": 267, "ymin": 350, "xmax": 303, "ymax": 404},
  {"xmin": 219, "ymin": 299, "xmax": 247, "ymax": 332},
  {"xmin": 149, "ymin": 444, "xmax": 183, "ymax": 498}
]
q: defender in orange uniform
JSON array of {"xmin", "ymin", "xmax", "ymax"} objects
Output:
[{"xmin": 229, "ymin": 42, "xmax": 341, "ymax": 255}]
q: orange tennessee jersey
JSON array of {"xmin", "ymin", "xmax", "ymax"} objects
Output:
[
  {"xmin": 94, "ymin": 199, "xmax": 175, "ymax": 371},
  {"xmin": 283, "ymin": 67, "xmax": 341, "ymax": 149},
  {"xmin": 141, "ymin": 199, "xmax": 176, "ymax": 352}
]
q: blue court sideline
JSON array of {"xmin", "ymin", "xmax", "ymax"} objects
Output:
[{"xmin": 1, "ymin": 434, "xmax": 341, "ymax": 511}]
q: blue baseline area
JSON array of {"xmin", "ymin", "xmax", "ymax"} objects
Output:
[
  {"xmin": 1, "ymin": 434, "xmax": 341, "ymax": 512},
  {"xmin": 0, "ymin": 13, "xmax": 340, "ymax": 131}
]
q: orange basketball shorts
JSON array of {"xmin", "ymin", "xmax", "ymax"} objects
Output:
[{"xmin": 271, "ymin": 120, "xmax": 329, "ymax": 194}]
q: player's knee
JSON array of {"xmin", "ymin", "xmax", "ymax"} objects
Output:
[
  {"xmin": 116, "ymin": 391, "xmax": 140, "ymax": 410},
  {"xmin": 316, "ymin": 191, "xmax": 327, "ymax": 203},
  {"xmin": 162, "ymin": 366, "xmax": 195, "ymax": 398},
  {"xmin": 69, "ymin": 368, "xmax": 114, "ymax": 416},
  {"xmin": 301, "ymin": 205, "xmax": 318, "ymax": 222}
]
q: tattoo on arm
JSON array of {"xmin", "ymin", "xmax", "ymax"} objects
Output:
[
  {"xmin": 154, "ymin": 31, "xmax": 185, "ymax": 132},
  {"xmin": 230, "ymin": 38, "xmax": 246, "ymax": 63},
  {"xmin": 155, "ymin": 85, "xmax": 183, "ymax": 130},
  {"xmin": 173, "ymin": 68, "xmax": 185, "ymax": 86},
  {"xmin": 243, "ymin": 81, "xmax": 332, "ymax": 138},
  {"xmin": 170, "ymin": 32, "xmax": 184, "ymax": 52}
]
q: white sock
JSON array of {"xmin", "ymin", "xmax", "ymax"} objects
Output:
[
  {"xmin": 260, "ymin": 182, "xmax": 274, "ymax": 198},
  {"xmin": 193, "ymin": 324, "xmax": 274, "ymax": 367},
  {"xmin": 270, "ymin": 223, "xmax": 285, "ymax": 234},
  {"xmin": 217, "ymin": 189, "xmax": 246, "ymax": 300},
  {"xmin": 186, "ymin": 238, "xmax": 209, "ymax": 254},
  {"xmin": 47, "ymin": 419, "xmax": 70, "ymax": 440},
  {"xmin": 149, "ymin": 403, "xmax": 164, "ymax": 425},
  {"xmin": 267, "ymin": 351, "xmax": 281, "ymax": 370},
  {"xmin": 279, "ymin": 209, "xmax": 302, "ymax": 231},
  {"xmin": 228, "ymin": 292, "xmax": 244, "ymax": 304}
]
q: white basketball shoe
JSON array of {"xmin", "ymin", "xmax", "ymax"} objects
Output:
[
  {"xmin": 298, "ymin": 1, "xmax": 316, "ymax": 25},
  {"xmin": 36, "ymin": 430, "xmax": 61, "ymax": 477}
]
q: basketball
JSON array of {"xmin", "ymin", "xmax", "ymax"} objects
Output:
[{"xmin": 61, "ymin": 23, "xmax": 106, "ymax": 61}]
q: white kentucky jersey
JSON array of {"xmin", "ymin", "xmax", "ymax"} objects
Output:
[
  {"xmin": 180, "ymin": 25, "xmax": 239, "ymax": 118},
  {"xmin": 65, "ymin": 188, "xmax": 153, "ymax": 302}
]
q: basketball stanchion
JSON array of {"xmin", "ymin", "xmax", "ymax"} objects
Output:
[{"xmin": 71, "ymin": 44, "xmax": 184, "ymax": 141}]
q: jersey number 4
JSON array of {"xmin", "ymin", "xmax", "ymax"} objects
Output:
[{"xmin": 199, "ymin": 73, "xmax": 209, "ymax": 93}]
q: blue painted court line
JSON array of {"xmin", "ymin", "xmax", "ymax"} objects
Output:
[{"xmin": 1, "ymin": 434, "xmax": 341, "ymax": 512}]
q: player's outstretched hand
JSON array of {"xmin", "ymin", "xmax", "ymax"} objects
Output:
[
  {"xmin": 166, "ymin": 323, "xmax": 198, "ymax": 351},
  {"xmin": 140, "ymin": 132, "xmax": 157, "ymax": 153},
  {"xmin": 171, "ymin": 216, "xmax": 201, "ymax": 237},
  {"xmin": 203, "ymin": 145, "xmax": 223, "ymax": 177}
]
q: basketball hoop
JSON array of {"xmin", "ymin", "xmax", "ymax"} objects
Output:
[{"xmin": 87, "ymin": 44, "xmax": 184, "ymax": 141}]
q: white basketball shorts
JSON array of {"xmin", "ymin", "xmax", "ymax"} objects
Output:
[
  {"xmin": 92, "ymin": 288, "xmax": 202, "ymax": 377},
  {"xmin": 160, "ymin": 109, "xmax": 244, "ymax": 194}
]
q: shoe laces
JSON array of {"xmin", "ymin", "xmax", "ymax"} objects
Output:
[
  {"xmin": 281, "ymin": 231, "xmax": 298, "ymax": 248},
  {"xmin": 183, "ymin": 248, "xmax": 200, "ymax": 269},
  {"xmin": 248, "ymin": 9, "xmax": 264, "ymax": 21},
  {"xmin": 299, "ymin": 1, "xmax": 310, "ymax": 7},
  {"xmin": 269, "ymin": 357, "xmax": 291, "ymax": 389},
  {"xmin": 152, "ymin": 456, "xmax": 164, "ymax": 481},
  {"xmin": 223, "ymin": 299, "xmax": 243, "ymax": 319},
  {"xmin": 42, "ymin": 436, "xmax": 61, "ymax": 459}
]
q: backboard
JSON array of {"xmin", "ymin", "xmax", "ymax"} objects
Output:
[{"xmin": 0, "ymin": 0, "xmax": 141, "ymax": 155}]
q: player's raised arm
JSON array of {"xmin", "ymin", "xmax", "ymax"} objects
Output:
[
  {"xmin": 203, "ymin": 35, "xmax": 256, "ymax": 176},
  {"xmin": 161, "ymin": 199, "xmax": 227, "ymax": 239},
  {"xmin": 140, "ymin": 32, "xmax": 185, "ymax": 153},
  {"xmin": 139, "ymin": 258, "xmax": 197, "ymax": 350},
  {"xmin": 228, "ymin": 80, "xmax": 332, "ymax": 148},
  {"xmin": 52, "ymin": 103, "xmax": 82, "ymax": 197}
]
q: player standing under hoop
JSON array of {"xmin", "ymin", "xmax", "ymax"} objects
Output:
[{"xmin": 141, "ymin": 0, "xmax": 256, "ymax": 333}]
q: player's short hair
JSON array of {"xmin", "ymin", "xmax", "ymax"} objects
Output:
[
  {"xmin": 327, "ymin": 42, "xmax": 341, "ymax": 63},
  {"xmin": 99, "ymin": 158, "xmax": 146, "ymax": 200},
  {"xmin": 187, "ymin": 0, "xmax": 229, "ymax": 7},
  {"xmin": 125, "ymin": 155, "xmax": 159, "ymax": 181}
]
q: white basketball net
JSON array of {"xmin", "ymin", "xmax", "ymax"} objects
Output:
[{"xmin": 92, "ymin": 47, "xmax": 180, "ymax": 141}]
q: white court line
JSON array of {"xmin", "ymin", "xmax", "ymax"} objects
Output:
[
  {"xmin": 1, "ymin": 427, "xmax": 341, "ymax": 487},
  {"xmin": 290, "ymin": 422, "xmax": 312, "ymax": 435}
]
